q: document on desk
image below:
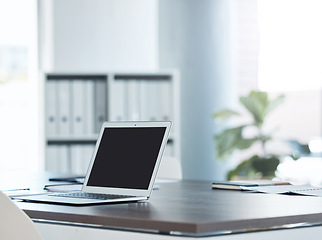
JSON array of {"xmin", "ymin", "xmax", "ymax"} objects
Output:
[{"xmin": 243, "ymin": 184, "xmax": 322, "ymax": 197}]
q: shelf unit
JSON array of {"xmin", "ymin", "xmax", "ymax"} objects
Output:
[{"xmin": 43, "ymin": 71, "xmax": 180, "ymax": 175}]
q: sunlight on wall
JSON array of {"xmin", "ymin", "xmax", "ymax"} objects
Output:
[{"xmin": 0, "ymin": 0, "xmax": 40, "ymax": 171}]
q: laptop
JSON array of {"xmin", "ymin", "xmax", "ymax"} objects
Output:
[{"xmin": 15, "ymin": 121, "xmax": 171, "ymax": 205}]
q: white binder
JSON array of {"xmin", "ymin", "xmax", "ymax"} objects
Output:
[
  {"xmin": 70, "ymin": 144, "xmax": 95, "ymax": 175},
  {"xmin": 127, "ymin": 80, "xmax": 140, "ymax": 120},
  {"xmin": 70, "ymin": 144, "xmax": 84, "ymax": 175},
  {"xmin": 111, "ymin": 79, "xmax": 126, "ymax": 121},
  {"xmin": 71, "ymin": 79, "xmax": 85, "ymax": 135},
  {"xmin": 158, "ymin": 80, "xmax": 172, "ymax": 121},
  {"xmin": 139, "ymin": 80, "xmax": 149, "ymax": 120},
  {"xmin": 84, "ymin": 80, "xmax": 95, "ymax": 134},
  {"xmin": 146, "ymin": 80, "xmax": 158, "ymax": 121},
  {"xmin": 45, "ymin": 80, "xmax": 58, "ymax": 136},
  {"xmin": 46, "ymin": 145, "xmax": 59, "ymax": 172},
  {"xmin": 57, "ymin": 145, "xmax": 70, "ymax": 173},
  {"xmin": 82, "ymin": 144, "xmax": 95, "ymax": 174},
  {"xmin": 94, "ymin": 80, "xmax": 107, "ymax": 132},
  {"xmin": 57, "ymin": 80, "xmax": 71, "ymax": 135}
]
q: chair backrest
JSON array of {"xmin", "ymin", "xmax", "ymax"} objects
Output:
[
  {"xmin": 157, "ymin": 156, "xmax": 182, "ymax": 179},
  {"xmin": 0, "ymin": 191, "xmax": 42, "ymax": 240}
]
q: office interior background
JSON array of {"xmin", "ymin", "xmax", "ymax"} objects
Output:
[{"xmin": 0, "ymin": 0, "xmax": 321, "ymax": 181}]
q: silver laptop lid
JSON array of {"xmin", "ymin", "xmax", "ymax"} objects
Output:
[{"xmin": 82, "ymin": 121, "xmax": 171, "ymax": 197}]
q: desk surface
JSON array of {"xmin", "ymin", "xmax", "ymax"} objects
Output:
[{"xmin": 3, "ymin": 172, "xmax": 322, "ymax": 237}]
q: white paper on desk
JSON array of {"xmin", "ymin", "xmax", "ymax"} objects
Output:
[
  {"xmin": 241, "ymin": 184, "xmax": 315, "ymax": 194},
  {"xmin": 291, "ymin": 187, "xmax": 322, "ymax": 197}
]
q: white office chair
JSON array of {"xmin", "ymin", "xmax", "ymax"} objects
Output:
[
  {"xmin": 0, "ymin": 191, "xmax": 42, "ymax": 240},
  {"xmin": 157, "ymin": 156, "xmax": 182, "ymax": 179}
]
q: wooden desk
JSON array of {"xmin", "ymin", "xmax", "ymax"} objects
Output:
[{"xmin": 3, "ymin": 172, "xmax": 322, "ymax": 239}]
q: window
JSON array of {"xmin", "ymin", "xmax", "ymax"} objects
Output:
[
  {"xmin": 237, "ymin": 0, "xmax": 321, "ymax": 145},
  {"xmin": 258, "ymin": 0, "xmax": 322, "ymax": 91},
  {"xmin": 0, "ymin": 0, "xmax": 40, "ymax": 171}
]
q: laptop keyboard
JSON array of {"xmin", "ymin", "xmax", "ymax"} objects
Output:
[{"xmin": 50, "ymin": 192, "xmax": 132, "ymax": 200}]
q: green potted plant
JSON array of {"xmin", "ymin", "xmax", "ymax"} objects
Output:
[{"xmin": 213, "ymin": 90, "xmax": 285, "ymax": 180}]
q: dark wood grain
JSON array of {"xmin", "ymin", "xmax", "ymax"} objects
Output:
[{"xmin": 3, "ymin": 172, "xmax": 322, "ymax": 235}]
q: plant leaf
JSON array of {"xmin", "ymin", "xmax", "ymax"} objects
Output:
[
  {"xmin": 240, "ymin": 91, "xmax": 268, "ymax": 126},
  {"xmin": 227, "ymin": 157, "xmax": 257, "ymax": 180},
  {"xmin": 265, "ymin": 94, "xmax": 285, "ymax": 116},
  {"xmin": 213, "ymin": 109, "xmax": 240, "ymax": 121},
  {"xmin": 236, "ymin": 138, "xmax": 257, "ymax": 149},
  {"xmin": 215, "ymin": 126, "xmax": 244, "ymax": 160}
]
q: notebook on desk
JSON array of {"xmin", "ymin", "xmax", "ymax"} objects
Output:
[{"xmin": 15, "ymin": 121, "xmax": 171, "ymax": 205}]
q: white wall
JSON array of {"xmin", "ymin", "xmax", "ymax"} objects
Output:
[{"xmin": 39, "ymin": 0, "xmax": 159, "ymax": 72}]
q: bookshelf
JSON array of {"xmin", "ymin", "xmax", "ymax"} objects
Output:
[{"xmin": 43, "ymin": 71, "xmax": 180, "ymax": 175}]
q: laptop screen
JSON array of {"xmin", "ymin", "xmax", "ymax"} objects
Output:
[{"xmin": 86, "ymin": 127, "xmax": 166, "ymax": 190}]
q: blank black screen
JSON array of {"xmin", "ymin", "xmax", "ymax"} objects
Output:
[{"xmin": 87, "ymin": 127, "xmax": 166, "ymax": 190}]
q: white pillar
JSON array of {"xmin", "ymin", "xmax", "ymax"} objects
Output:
[{"xmin": 159, "ymin": 0, "xmax": 238, "ymax": 180}]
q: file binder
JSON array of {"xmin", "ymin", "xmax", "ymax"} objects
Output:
[
  {"xmin": 71, "ymin": 79, "xmax": 85, "ymax": 135},
  {"xmin": 45, "ymin": 80, "xmax": 58, "ymax": 136},
  {"xmin": 127, "ymin": 80, "xmax": 140, "ymax": 120},
  {"xmin": 158, "ymin": 80, "xmax": 172, "ymax": 121},
  {"xmin": 46, "ymin": 145, "xmax": 59, "ymax": 172},
  {"xmin": 84, "ymin": 80, "xmax": 95, "ymax": 134},
  {"xmin": 57, "ymin": 145, "xmax": 70, "ymax": 173},
  {"xmin": 70, "ymin": 144, "xmax": 84, "ymax": 175},
  {"xmin": 139, "ymin": 80, "xmax": 149, "ymax": 120},
  {"xmin": 146, "ymin": 80, "xmax": 158, "ymax": 121},
  {"xmin": 57, "ymin": 80, "xmax": 71, "ymax": 135},
  {"xmin": 111, "ymin": 79, "xmax": 126, "ymax": 121},
  {"xmin": 94, "ymin": 80, "xmax": 107, "ymax": 132}
]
